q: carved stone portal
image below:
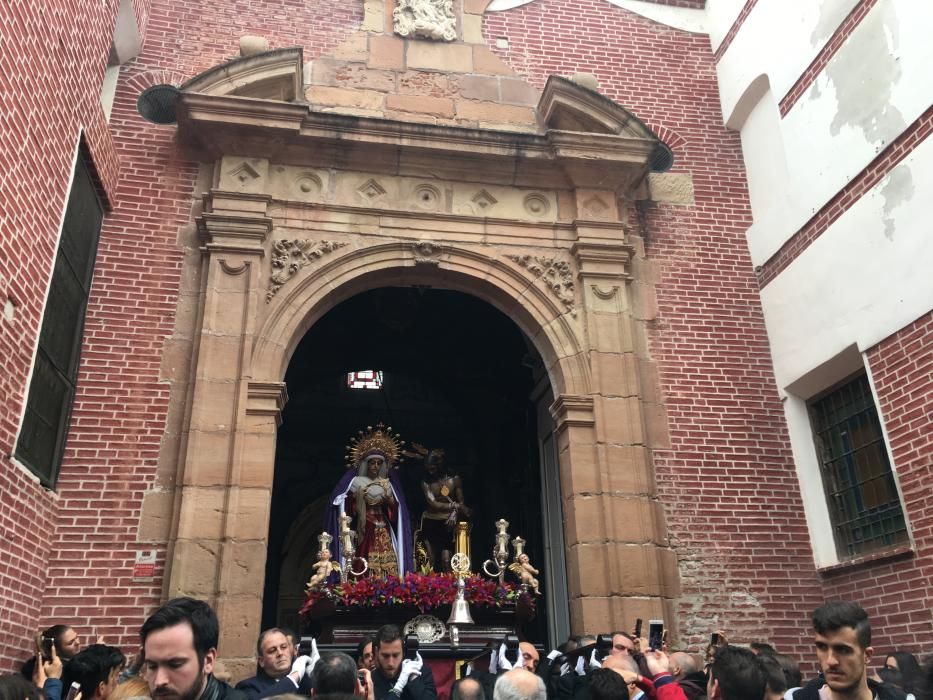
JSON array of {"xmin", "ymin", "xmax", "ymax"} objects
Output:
[{"xmin": 394, "ymin": 0, "xmax": 457, "ymax": 42}]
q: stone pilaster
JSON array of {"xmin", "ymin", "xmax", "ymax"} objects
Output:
[
  {"xmin": 561, "ymin": 238, "xmax": 679, "ymax": 635},
  {"xmin": 168, "ymin": 187, "xmax": 278, "ymax": 661}
]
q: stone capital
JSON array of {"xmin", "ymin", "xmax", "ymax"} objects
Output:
[
  {"xmin": 197, "ymin": 212, "xmax": 272, "ymax": 258},
  {"xmin": 572, "ymin": 241, "xmax": 635, "ymax": 282},
  {"xmin": 549, "ymin": 394, "xmax": 596, "ymax": 432},
  {"xmin": 246, "ymin": 381, "xmax": 289, "ymax": 426}
]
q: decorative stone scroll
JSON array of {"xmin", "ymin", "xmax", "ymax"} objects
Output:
[
  {"xmin": 266, "ymin": 239, "xmax": 348, "ymax": 301},
  {"xmin": 506, "ymin": 254, "xmax": 575, "ymax": 315},
  {"xmin": 394, "ymin": 0, "xmax": 457, "ymax": 42}
]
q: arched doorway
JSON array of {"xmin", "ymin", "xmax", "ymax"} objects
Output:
[{"xmin": 263, "ymin": 286, "xmax": 569, "ymax": 644}]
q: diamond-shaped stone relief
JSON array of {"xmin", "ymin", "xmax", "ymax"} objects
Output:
[
  {"xmin": 358, "ymin": 178, "xmax": 387, "ymax": 202},
  {"xmin": 582, "ymin": 195, "xmax": 609, "ymax": 218},
  {"xmin": 471, "ymin": 189, "xmax": 498, "ymax": 212},
  {"xmin": 229, "ymin": 161, "xmax": 262, "ymax": 184}
]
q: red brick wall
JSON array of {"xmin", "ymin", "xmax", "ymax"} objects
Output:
[
  {"xmin": 823, "ymin": 312, "xmax": 933, "ymax": 652},
  {"xmin": 0, "ymin": 0, "xmax": 123, "ymax": 673},
  {"xmin": 486, "ymin": 0, "xmax": 824, "ymax": 658},
  {"xmin": 34, "ymin": 0, "xmax": 365, "ymax": 660}
]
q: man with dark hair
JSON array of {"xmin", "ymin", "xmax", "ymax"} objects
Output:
[
  {"xmin": 357, "ymin": 638, "xmax": 375, "ymax": 672},
  {"xmin": 588, "ymin": 668, "xmax": 631, "ymax": 700},
  {"xmin": 751, "ymin": 644, "xmax": 777, "ymax": 657},
  {"xmin": 140, "ymin": 597, "xmax": 246, "ymax": 700},
  {"xmin": 279, "ymin": 629, "xmax": 299, "ymax": 662},
  {"xmin": 370, "ymin": 625, "xmax": 435, "ymax": 700},
  {"xmin": 758, "ymin": 654, "xmax": 787, "ymax": 700},
  {"xmin": 707, "ymin": 646, "xmax": 766, "ymax": 700},
  {"xmin": 236, "ymin": 629, "xmax": 296, "ymax": 700},
  {"xmin": 610, "ymin": 633, "xmax": 635, "ymax": 657},
  {"xmin": 312, "ymin": 652, "xmax": 369, "ymax": 697},
  {"xmin": 771, "ymin": 654, "xmax": 801, "ymax": 695},
  {"xmin": 794, "ymin": 602, "xmax": 901, "ymax": 700},
  {"xmin": 61, "ymin": 644, "xmax": 126, "ymax": 700}
]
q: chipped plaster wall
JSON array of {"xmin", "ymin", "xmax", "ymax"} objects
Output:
[{"xmin": 718, "ymin": 0, "xmax": 933, "ymax": 267}]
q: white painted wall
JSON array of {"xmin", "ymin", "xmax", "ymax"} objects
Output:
[
  {"xmin": 738, "ymin": 87, "xmax": 789, "ymax": 226},
  {"xmin": 722, "ymin": 0, "xmax": 933, "ymax": 266},
  {"xmin": 761, "ymin": 135, "xmax": 933, "ymax": 391},
  {"xmin": 714, "ymin": 0, "xmax": 860, "ymax": 126},
  {"xmin": 705, "ymin": 0, "xmax": 745, "ymax": 53}
]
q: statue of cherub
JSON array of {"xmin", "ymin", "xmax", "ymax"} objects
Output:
[
  {"xmin": 509, "ymin": 553, "xmax": 541, "ymax": 595},
  {"xmin": 305, "ymin": 549, "xmax": 340, "ymax": 592}
]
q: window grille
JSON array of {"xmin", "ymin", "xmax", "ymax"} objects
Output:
[{"xmin": 809, "ymin": 373, "xmax": 908, "ymax": 558}]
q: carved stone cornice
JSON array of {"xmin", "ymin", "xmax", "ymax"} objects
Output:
[
  {"xmin": 266, "ymin": 239, "xmax": 349, "ymax": 301},
  {"xmin": 246, "ymin": 381, "xmax": 289, "ymax": 426},
  {"xmin": 571, "ymin": 241, "xmax": 636, "ymax": 282},
  {"xmin": 549, "ymin": 394, "xmax": 596, "ymax": 431},
  {"xmin": 176, "ymin": 93, "xmax": 658, "ymax": 191}
]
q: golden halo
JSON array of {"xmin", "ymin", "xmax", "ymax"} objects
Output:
[{"xmin": 345, "ymin": 423, "xmax": 404, "ymax": 469}]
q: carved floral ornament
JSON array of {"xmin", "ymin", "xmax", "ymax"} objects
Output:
[
  {"xmin": 394, "ymin": 0, "xmax": 457, "ymax": 42},
  {"xmin": 266, "ymin": 239, "xmax": 348, "ymax": 302},
  {"xmin": 506, "ymin": 254, "xmax": 576, "ymax": 315}
]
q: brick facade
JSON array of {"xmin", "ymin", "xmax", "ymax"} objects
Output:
[
  {"xmin": 487, "ymin": 0, "xmax": 823, "ymax": 658},
  {"xmin": 839, "ymin": 312, "xmax": 933, "ymax": 651},
  {"xmin": 1, "ymin": 0, "xmax": 930, "ymax": 677},
  {"xmin": 0, "ymin": 0, "xmax": 131, "ymax": 672}
]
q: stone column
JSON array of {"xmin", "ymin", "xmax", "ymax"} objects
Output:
[
  {"xmin": 167, "ymin": 184, "xmax": 283, "ymax": 675},
  {"xmin": 553, "ymin": 236, "xmax": 678, "ymax": 635}
]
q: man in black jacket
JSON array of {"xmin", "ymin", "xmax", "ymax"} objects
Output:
[
  {"xmin": 141, "ymin": 597, "xmax": 247, "ymax": 700},
  {"xmin": 369, "ymin": 626, "xmax": 436, "ymax": 700},
  {"xmin": 235, "ymin": 629, "xmax": 296, "ymax": 700}
]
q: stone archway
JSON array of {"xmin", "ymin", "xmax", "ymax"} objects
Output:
[{"xmin": 162, "ymin": 49, "xmax": 679, "ymax": 678}]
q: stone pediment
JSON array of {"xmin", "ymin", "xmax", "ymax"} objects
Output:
[
  {"xmin": 181, "ymin": 48, "xmax": 303, "ymax": 102},
  {"xmin": 539, "ymin": 75, "xmax": 655, "ymax": 138}
]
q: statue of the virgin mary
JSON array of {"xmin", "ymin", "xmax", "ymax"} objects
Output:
[{"xmin": 324, "ymin": 424, "xmax": 413, "ymax": 578}]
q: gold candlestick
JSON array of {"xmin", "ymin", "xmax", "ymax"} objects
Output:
[{"xmin": 455, "ymin": 521, "xmax": 471, "ymax": 562}]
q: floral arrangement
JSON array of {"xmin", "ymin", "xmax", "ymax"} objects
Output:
[{"xmin": 300, "ymin": 573, "xmax": 530, "ymax": 618}]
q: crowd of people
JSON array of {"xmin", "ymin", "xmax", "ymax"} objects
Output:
[{"xmin": 2, "ymin": 600, "xmax": 931, "ymax": 700}]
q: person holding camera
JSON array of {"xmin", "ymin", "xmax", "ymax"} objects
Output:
[{"xmin": 369, "ymin": 626, "xmax": 435, "ymax": 700}]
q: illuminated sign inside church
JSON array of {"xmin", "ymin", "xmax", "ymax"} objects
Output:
[{"xmin": 346, "ymin": 370, "xmax": 383, "ymax": 390}]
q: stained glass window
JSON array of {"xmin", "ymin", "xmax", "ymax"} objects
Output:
[{"xmin": 347, "ymin": 371, "xmax": 383, "ymax": 390}]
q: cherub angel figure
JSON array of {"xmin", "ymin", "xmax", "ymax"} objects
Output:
[
  {"xmin": 305, "ymin": 549, "xmax": 340, "ymax": 592},
  {"xmin": 509, "ymin": 553, "xmax": 541, "ymax": 595}
]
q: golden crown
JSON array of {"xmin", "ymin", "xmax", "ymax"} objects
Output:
[{"xmin": 345, "ymin": 423, "xmax": 404, "ymax": 469}]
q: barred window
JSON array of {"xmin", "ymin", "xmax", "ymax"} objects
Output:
[
  {"xmin": 809, "ymin": 373, "xmax": 908, "ymax": 559},
  {"xmin": 15, "ymin": 157, "xmax": 104, "ymax": 487}
]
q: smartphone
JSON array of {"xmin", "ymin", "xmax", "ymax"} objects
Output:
[
  {"xmin": 65, "ymin": 682, "xmax": 81, "ymax": 700},
  {"xmin": 357, "ymin": 670, "xmax": 367, "ymax": 688},
  {"xmin": 40, "ymin": 636, "xmax": 54, "ymax": 660},
  {"xmin": 404, "ymin": 634, "xmax": 420, "ymax": 661},
  {"xmin": 634, "ymin": 619, "xmax": 643, "ymax": 638},
  {"xmin": 648, "ymin": 620, "xmax": 664, "ymax": 650},
  {"xmin": 710, "ymin": 632, "xmax": 722, "ymax": 646}
]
